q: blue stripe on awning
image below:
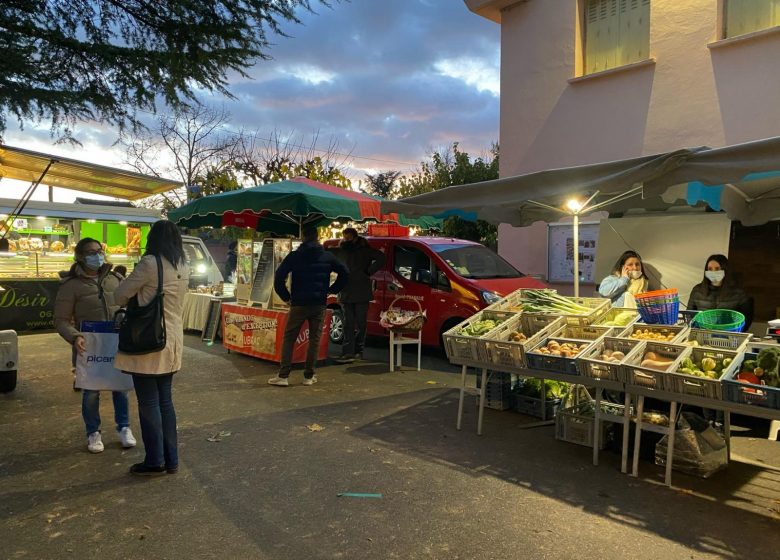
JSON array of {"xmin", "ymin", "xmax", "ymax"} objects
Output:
[
  {"xmin": 435, "ymin": 209, "xmax": 478, "ymax": 221},
  {"xmin": 686, "ymin": 182, "xmax": 724, "ymax": 210}
]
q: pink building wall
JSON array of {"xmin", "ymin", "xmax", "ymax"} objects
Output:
[{"xmin": 467, "ymin": 0, "xmax": 780, "ymax": 284}]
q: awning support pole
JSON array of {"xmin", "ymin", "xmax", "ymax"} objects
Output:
[{"xmin": 1, "ymin": 159, "xmax": 56, "ymax": 239}]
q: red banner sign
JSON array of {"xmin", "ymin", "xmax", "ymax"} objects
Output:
[{"xmin": 221, "ymin": 303, "xmax": 330, "ymax": 363}]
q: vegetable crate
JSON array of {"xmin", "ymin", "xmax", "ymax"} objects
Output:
[
  {"xmin": 512, "ymin": 394, "xmax": 561, "ymax": 419},
  {"xmin": 624, "ymin": 341, "xmax": 688, "ymax": 391},
  {"xmin": 554, "ymin": 402, "xmax": 619, "ymax": 449},
  {"xmin": 525, "ymin": 337, "xmax": 593, "ymax": 376},
  {"xmin": 680, "ymin": 328, "xmax": 752, "ymax": 352},
  {"xmin": 593, "ymin": 307, "xmax": 641, "ymax": 329},
  {"xmin": 616, "ymin": 323, "xmax": 689, "ymax": 343},
  {"xmin": 577, "ymin": 336, "xmax": 644, "ymax": 383},
  {"xmin": 443, "ymin": 309, "xmax": 515, "ymax": 364},
  {"xmin": 475, "ymin": 372, "xmax": 514, "ymax": 411},
  {"xmin": 549, "ymin": 323, "xmax": 616, "ymax": 341},
  {"xmin": 722, "ymin": 353, "xmax": 780, "ymax": 410},
  {"xmin": 483, "ymin": 315, "xmax": 566, "ymax": 370},
  {"xmin": 521, "ymin": 297, "xmax": 610, "ymax": 329},
  {"xmin": 668, "ymin": 347, "xmax": 742, "ymax": 399}
]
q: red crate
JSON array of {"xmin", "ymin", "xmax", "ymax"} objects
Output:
[{"xmin": 368, "ymin": 224, "xmax": 410, "ymax": 237}]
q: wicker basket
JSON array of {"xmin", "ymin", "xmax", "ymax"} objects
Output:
[{"xmin": 380, "ymin": 296, "xmax": 427, "ymax": 333}]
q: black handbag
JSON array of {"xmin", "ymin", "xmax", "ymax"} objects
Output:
[{"xmin": 117, "ymin": 254, "xmax": 167, "ymax": 354}]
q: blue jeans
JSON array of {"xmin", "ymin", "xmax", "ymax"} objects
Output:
[
  {"xmin": 131, "ymin": 373, "xmax": 178, "ymax": 469},
  {"xmin": 82, "ymin": 390, "xmax": 130, "ymax": 436}
]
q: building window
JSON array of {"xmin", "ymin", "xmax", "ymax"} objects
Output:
[
  {"xmin": 724, "ymin": 0, "xmax": 780, "ymax": 38},
  {"xmin": 583, "ymin": 0, "xmax": 651, "ymax": 75}
]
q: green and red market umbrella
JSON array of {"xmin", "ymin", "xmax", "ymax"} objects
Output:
[{"xmin": 167, "ymin": 177, "xmax": 440, "ymax": 235}]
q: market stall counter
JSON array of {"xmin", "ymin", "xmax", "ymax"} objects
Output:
[
  {"xmin": 182, "ymin": 290, "xmax": 235, "ymax": 332},
  {"xmin": 221, "ymin": 303, "xmax": 331, "ymax": 364},
  {"xmin": 446, "ymin": 288, "xmax": 780, "ymax": 488}
]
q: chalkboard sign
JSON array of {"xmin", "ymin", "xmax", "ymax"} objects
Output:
[
  {"xmin": 201, "ymin": 299, "xmax": 223, "ymax": 342},
  {"xmin": 250, "ymin": 239, "xmax": 275, "ymax": 306}
]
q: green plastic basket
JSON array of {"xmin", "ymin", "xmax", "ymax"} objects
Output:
[{"xmin": 691, "ymin": 309, "xmax": 745, "ymax": 332}]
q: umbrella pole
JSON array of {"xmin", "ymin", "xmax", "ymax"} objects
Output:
[{"xmin": 573, "ymin": 213, "xmax": 580, "ymax": 297}]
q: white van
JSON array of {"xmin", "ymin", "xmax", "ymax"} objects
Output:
[{"xmin": 181, "ymin": 235, "xmax": 223, "ymax": 287}]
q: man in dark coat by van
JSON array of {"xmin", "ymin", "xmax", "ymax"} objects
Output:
[
  {"xmin": 268, "ymin": 227, "xmax": 348, "ymax": 386},
  {"xmin": 334, "ymin": 227, "xmax": 386, "ymax": 363}
]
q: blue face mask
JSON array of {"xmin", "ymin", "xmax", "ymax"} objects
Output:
[{"xmin": 84, "ymin": 254, "xmax": 105, "ymax": 270}]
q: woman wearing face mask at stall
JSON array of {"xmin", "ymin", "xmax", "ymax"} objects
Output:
[
  {"xmin": 54, "ymin": 238, "xmax": 136, "ymax": 453},
  {"xmin": 687, "ymin": 254, "xmax": 752, "ymax": 327},
  {"xmin": 598, "ymin": 250, "xmax": 649, "ymax": 308}
]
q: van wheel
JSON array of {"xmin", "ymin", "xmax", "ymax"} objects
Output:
[
  {"xmin": 0, "ymin": 371, "xmax": 17, "ymax": 393},
  {"xmin": 439, "ymin": 318, "xmax": 464, "ymax": 353},
  {"xmin": 329, "ymin": 307, "xmax": 345, "ymax": 345}
]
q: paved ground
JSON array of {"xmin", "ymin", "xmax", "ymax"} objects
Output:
[{"xmin": 1, "ymin": 333, "xmax": 778, "ymax": 560}]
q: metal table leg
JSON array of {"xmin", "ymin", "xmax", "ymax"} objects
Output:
[
  {"xmin": 593, "ymin": 387, "xmax": 602, "ymax": 466},
  {"xmin": 631, "ymin": 395, "xmax": 645, "ymax": 477},
  {"xmin": 456, "ymin": 365, "xmax": 467, "ymax": 431},
  {"xmin": 664, "ymin": 401, "xmax": 678, "ymax": 487},
  {"xmin": 724, "ymin": 410, "xmax": 731, "ymax": 462},
  {"xmin": 477, "ymin": 368, "xmax": 488, "ymax": 436},
  {"xmin": 621, "ymin": 392, "xmax": 632, "ymax": 474}
]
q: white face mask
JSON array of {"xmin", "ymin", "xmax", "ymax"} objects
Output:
[
  {"xmin": 705, "ymin": 270, "xmax": 725, "ymax": 284},
  {"xmin": 629, "ymin": 270, "xmax": 643, "ymax": 280}
]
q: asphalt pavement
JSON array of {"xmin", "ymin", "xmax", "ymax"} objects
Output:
[{"xmin": 1, "ymin": 332, "xmax": 778, "ymax": 560}]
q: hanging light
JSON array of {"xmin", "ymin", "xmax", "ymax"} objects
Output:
[{"xmin": 566, "ymin": 199, "xmax": 582, "ymax": 213}]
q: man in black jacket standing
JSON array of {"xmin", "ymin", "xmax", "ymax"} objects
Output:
[
  {"xmin": 268, "ymin": 227, "xmax": 348, "ymax": 386},
  {"xmin": 334, "ymin": 227, "xmax": 386, "ymax": 363}
]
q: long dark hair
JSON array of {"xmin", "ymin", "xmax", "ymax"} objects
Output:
[
  {"xmin": 65, "ymin": 237, "xmax": 101, "ymax": 277},
  {"xmin": 611, "ymin": 250, "xmax": 646, "ymax": 278},
  {"xmin": 702, "ymin": 254, "xmax": 736, "ymax": 292},
  {"xmin": 145, "ymin": 220, "xmax": 185, "ymax": 267}
]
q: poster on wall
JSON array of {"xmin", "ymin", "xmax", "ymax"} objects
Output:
[
  {"xmin": 547, "ymin": 222, "xmax": 599, "ymax": 283},
  {"xmin": 235, "ymin": 239, "xmax": 254, "ymax": 303},
  {"xmin": 250, "ymin": 239, "xmax": 275, "ymax": 307}
]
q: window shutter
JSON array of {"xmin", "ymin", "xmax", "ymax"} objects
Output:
[
  {"xmin": 585, "ymin": 0, "xmax": 649, "ymax": 74},
  {"xmin": 726, "ymin": 0, "xmax": 778, "ymax": 37},
  {"xmin": 585, "ymin": 0, "xmax": 620, "ymax": 74}
]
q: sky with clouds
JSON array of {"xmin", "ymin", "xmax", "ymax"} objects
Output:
[{"xmin": 3, "ymin": 0, "xmax": 501, "ymax": 202}]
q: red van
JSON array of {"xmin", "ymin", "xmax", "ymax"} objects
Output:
[{"xmin": 324, "ymin": 236, "xmax": 546, "ymax": 348}]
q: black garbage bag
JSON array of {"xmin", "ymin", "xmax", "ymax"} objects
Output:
[{"xmin": 655, "ymin": 412, "xmax": 727, "ymax": 478}]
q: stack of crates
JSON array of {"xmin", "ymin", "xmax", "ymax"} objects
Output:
[{"xmin": 475, "ymin": 371, "xmax": 514, "ymax": 411}]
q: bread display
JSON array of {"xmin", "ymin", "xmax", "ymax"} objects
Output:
[{"xmin": 49, "ymin": 240, "xmax": 65, "ymax": 252}]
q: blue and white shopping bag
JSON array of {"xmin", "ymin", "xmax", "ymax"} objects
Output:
[{"xmin": 75, "ymin": 322, "xmax": 134, "ymax": 391}]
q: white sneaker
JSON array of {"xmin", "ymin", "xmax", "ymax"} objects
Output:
[
  {"xmin": 302, "ymin": 376, "xmax": 318, "ymax": 386},
  {"xmin": 87, "ymin": 432, "xmax": 104, "ymax": 453},
  {"xmin": 267, "ymin": 376, "xmax": 289, "ymax": 386},
  {"xmin": 119, "ymin": 427, "xmax": 137, "ymax": 448}
]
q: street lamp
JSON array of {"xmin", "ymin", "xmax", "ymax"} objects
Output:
[{"xmin": 566, "ymin": 199, "xmax": 583, "ymax": 296}]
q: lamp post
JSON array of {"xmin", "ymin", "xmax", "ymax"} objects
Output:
[{"xmin": 566, "ymin": 199, "xmax": 583, "ymax": 297}]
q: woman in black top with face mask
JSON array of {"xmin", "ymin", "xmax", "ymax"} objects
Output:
[{"xmin": 687, "ymin": 254, "xmax": 752, "ymax": 329}]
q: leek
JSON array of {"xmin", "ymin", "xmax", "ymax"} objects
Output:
[{"xmin": 519, "ymin": 289, "xmax": 593, "ymax": 315}]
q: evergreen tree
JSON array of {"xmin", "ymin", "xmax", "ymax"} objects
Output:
[{"xmin": 0, "ymin": 1, "xmax": 334, "ymax": 141}]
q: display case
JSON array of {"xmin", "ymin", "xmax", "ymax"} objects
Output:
[{"xmin": 0, "ymin": 198, "xmax": 160, "ymax": 331}]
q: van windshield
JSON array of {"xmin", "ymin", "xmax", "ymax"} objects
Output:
[
  {"xmin": 183, "ymin": 241, "xmax": 206, "ymax": 263},
  {"xmin": 429, "ymin": 244, "xmax": 524, "ymax": 279}
]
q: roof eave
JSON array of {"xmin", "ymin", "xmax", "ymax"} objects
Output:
[{"xmin": 463, "ymin": 0, "xmax": 526, "ymax": 24}]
